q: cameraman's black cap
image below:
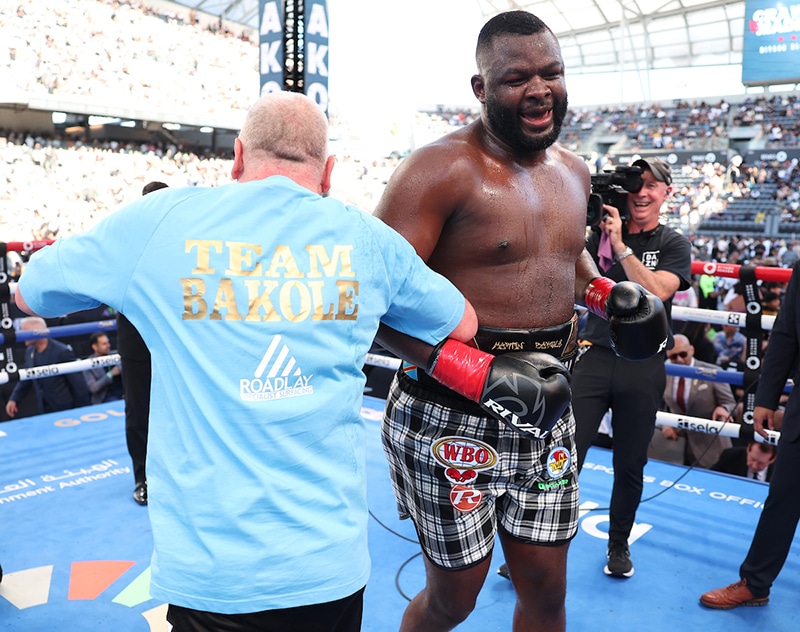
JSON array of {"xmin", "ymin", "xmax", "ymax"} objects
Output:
[{"xmin": 632, "ymin": 157, "xmax": 672, "ymax": 186}]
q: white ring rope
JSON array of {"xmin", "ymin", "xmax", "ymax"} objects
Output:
[
  {"xmin": 672, "ymin": 305, "xmax": 776, "ymax": 331},
  {"xmin": 3, "ymin": 263, "xmax": 792, "ymax": 446},
  {"xmin": 0, "ymin": 353, "xmax": 120, "ymax": 386},
  {"xmin": 655, "ymin": 410, "xmax": 779, "ymax": 446}
]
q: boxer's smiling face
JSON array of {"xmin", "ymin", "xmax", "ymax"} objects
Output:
[{"xmin": 473, "ymin": 30, "xmax": 568, "ymax": 154}]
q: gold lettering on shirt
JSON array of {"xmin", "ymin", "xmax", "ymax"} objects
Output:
[
  {"xmin": 265, "ymin": 245, "xmax": 304, "ymax": 278},
  {"xmin": 307, "ymin": 245, "xmax": 355, "ymax": 278},
  {"xmin": 279, "ymin": 281, "xmax": 312, "ymax": 322},
  {"xmin": 243, "ymin": 279, "xmax": 281, "ymax": 322},
  {"xmin": 210, "ymin": 278, "xmax": 242, "ymax": 321},
  {"xmin": 186, "ymin": 240, "xmax": 223, "ymax": 274},
  {"xmin": 225, "ymin": 241, "xmax": 262, "ymax": 276},
  {"xmin": 182, "ymin": 241, "xmax": 361, "ymax": 323},
  {"xmin": 336, "ymin": 280, "xmax": 359, "ymax": 320},
  {"xmin": 309, "ymin": 280, "xmax": 335, "ymax": 321},
  {"xmin": 181, "ymin": 278, "xmax": 208, "ymax": 319}
]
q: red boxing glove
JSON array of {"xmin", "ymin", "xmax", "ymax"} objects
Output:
[
  {"xmin": 584, "ymin": 276, "xmax": 617, "ymax": 319},
  {"xmin": 427, "ymin": 339, "xmax": 494, "ymax": 401},
  {"xmin": 426, "ymin": 339, "xmax": 571, "ymax": 440},
  {"xmin": 584, "ymin": 278, "xmax": 669, "ymax": 361}
]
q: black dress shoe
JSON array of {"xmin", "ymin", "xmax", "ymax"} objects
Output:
[{"xmin": 133, "ymin": 481, "xmax": 148, "ymax": 506}]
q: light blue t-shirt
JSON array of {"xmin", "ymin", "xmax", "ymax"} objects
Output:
[{"xmin": 18, "ymin": 176, "xmax": 465, "ymax": 613}]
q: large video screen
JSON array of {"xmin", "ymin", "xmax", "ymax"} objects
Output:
[{"xmin": 742, "ymin": 0, "xmax": 800, "ymax": 86}]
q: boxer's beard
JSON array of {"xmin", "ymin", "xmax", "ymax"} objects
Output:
[{"xmin": 486, "ymin": 93, "xmax": 568, "ymax": 153}]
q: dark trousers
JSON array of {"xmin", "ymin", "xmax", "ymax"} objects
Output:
[
  {"xmin": 571, "ymin": 345, "xmax": 666, "ymax": 543},
  {"xmin": 117, "ymin": 314, "xmax": 150, "ymax": 486},
  {"xmin": 739, "ymin": 435, "xmax": 800, "ymax": 597},
  {"xmin": 166, "ymin": 587, "xmax": 364, "ymax": 632}
]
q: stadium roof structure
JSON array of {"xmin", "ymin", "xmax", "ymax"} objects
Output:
[{"xmin": 180, "ymin": 0, "xmax": 746, "ymax": 77}]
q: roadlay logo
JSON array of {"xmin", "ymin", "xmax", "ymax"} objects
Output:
[{"xmin": 240, "ymin": 335, "xmax": 314, "ymax": 401}]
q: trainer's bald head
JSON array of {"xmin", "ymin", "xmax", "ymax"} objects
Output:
[
  {"xmin": 232, "ymin": 91, "xmax": 333, "ymax": 193},
  {"xmin": 239, "ymin": 91, "xmax": 328, "ymax": 165}
]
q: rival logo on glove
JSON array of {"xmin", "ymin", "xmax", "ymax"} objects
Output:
[
  {"xmin": 481, "ymin": 372, "xmax": 558, "ymax": 440},
  {"xmin": 482, "ymin": 397, "xmax": 551, "ymax": 439}
]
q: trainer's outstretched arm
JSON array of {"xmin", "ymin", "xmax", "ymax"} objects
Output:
[
  {"xmin": 15, "ymin": 287, "xmax": 36, "ymax": 316},
  {"xmin": 376, "ymin": 299, "xmax": 477, "ymax": 367}
]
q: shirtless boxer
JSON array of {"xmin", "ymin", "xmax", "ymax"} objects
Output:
[{"xmin": 374, "ymin": 10, "xmax": 666, "ymax": 632}]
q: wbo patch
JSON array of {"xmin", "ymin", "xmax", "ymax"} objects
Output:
[
  {"xmin": 546, "ymin": 446, "xmax": 571, "ymax": 479},
  {"xmin": 432, "ymin": 437, "xmax": 496, "ymax": 512},
  {"xmin": 430, "ymin": 436, "xmax": 499, "ymax": 471}
]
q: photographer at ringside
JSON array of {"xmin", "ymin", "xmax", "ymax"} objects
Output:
[{"xmin": 572, "ymin": 157, "xmax": 692, "ymax": 578}]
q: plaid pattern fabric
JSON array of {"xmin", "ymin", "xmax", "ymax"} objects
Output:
[{"xmin": 382, "ymin": 372, "xmax": 579, "ymax": 569}]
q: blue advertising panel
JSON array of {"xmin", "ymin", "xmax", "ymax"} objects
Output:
[
  {"xmin": 304, "ymin": 1, "xmax": 329, "ymax": 113},
  {"xmin": 742, "ymin": 0, "xmax": 800, "ymax": 86},
  {"xmin": 259, "ymin": 0, "xmax": 285, "ymax": 95}
]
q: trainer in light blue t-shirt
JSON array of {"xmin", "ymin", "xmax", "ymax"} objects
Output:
[{"xmin": 18, "ymin": 175, "xmax": 466, "ymax": 614}]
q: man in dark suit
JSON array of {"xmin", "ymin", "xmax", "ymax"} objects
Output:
[
  {"xmin": 701, "ymin": 259, "xmax": 800, "ymax": 609},
  {"xmin": 116, "ymin": 180, "xmax": 168, "ymax": 507},
  {"xmin": 712, "ymin": 440, "xmax": 776, "ymax": 482},
  {"xmin": 661, "ymin": 333, "xmax": 736, "ymax": 468},
  {"xmin": 4, "ymin": 316, "xmax": 91, "ymax": 417}
]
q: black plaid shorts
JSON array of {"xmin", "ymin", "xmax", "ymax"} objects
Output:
[{"xmin": 382, "ymin": 371, "xmax": 579, "ymax": 569}]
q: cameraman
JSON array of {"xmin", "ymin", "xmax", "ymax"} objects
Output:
[{"xmin": 571, "ymin": 157, "xmax": 692, "ymax": 578}]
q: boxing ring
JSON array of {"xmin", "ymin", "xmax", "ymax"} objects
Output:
[{"xmin": 1, "ymin": 243, "xmax": 799, "ymax": 631}]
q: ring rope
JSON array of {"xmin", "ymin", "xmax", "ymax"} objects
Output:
[
  {"xmin": 692, "ymin": 260, "xmax": 793, "ymax": 283},
  {"xmin": 672, "ymin": 305, "xmax": 775, "ymax": 330},
  {"xmin": 655, "ymin": 410, "xmax": 779, "ymax": 446},
  {"xmin": 0, "ymin": 353, "xmax": 121, "ymax": 386},
  {"xmin": 3, "ymin": 263, "xmax": 793, "ymax": 442},
  {"xmin": 0, "ymin": 240, "xmax": 55, "ymax": 253},
  {"xmin": 0, "ymin": 319, "xmax": 118, "ymax": 346}
]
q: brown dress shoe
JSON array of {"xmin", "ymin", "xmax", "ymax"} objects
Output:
[{"xmin": 700, "ymin": 579, "xmax": 769, "ymax": 609}]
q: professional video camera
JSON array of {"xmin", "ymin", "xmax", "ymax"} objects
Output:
[{"xmin": 586, "ymin": 165, "xmax": 644, "ymax": 228}]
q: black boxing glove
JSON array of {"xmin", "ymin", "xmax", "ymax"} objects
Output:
[
  {"xmin": 426, "ymin": 339, "xmax": 571, "ymax": 439},
  {"xmin": 584, "ymin": 277, "xmax": 669, "ymax": 361}
]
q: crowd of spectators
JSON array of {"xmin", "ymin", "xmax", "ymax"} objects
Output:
[
  {"xmin": 3, "ymin": 0, "xmax": 257, "ymax": 116},
  {"xmin": 3, "ymin": 0, "xmax": 800, "ymax": 242},
  {"xmin": 0, "ymin": 131, "xmax": 233, "ymax": 241},
  {"xmin": 4, "ymin": 122, "xmax": 800, "ymax": 244}
]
